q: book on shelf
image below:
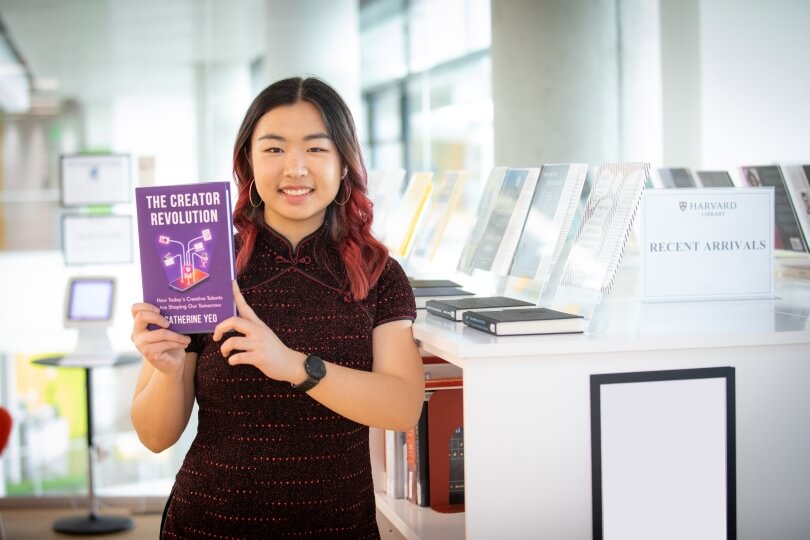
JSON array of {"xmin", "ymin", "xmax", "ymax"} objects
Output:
[
  {"xmin": 457, "ymin": 167, "xmax": 508, "ymax": 273},
  {"xmin": 779, "ymin": 264, "xmax": 810, "ymax": 280},
  {"xmin": 409, "ymin": 171, "xmax": 469, "ymax": 261},
  {"xmin": 384, "ymin": 171, "xmax": 434, "ymax": 257},
  {"xmin": 367, "ymin": 169, "xmax": 407, "ymax": 242},
  {"xmin": 384, "ymin": 429, "xmax": 407, "ymax": 499},
  {"xmin": 695, "ymin": 170, "xmax": 734, "ymax": 188},
  {"xmin": 406, "ymin": 402, "xmax": 429, "ymax": 506},
  {"xmin": 462, "ymin": 307, "xmax": 585, "ymax": 336},
  {"xmin": 413, "ymin": 286, "xmax": 476, "ymax": 309},
  {"xmin": 654, "ymin": 167, "xmax": 697, "ymax": 188},
  {"xmin": 467, "ymin": 167, "xmax": 541, "ymax": 274},
  {"xmin": 509, "ymin": 163, "xmax": 589, "ymax": 286},
  {"xmin": 427, "ymin": 387, "xmax": 465, "ymax": 513},
  {"xmin": 408, "ymin": 278, "xmax": 463, "ymax": 289},
  {"xmin": 425, "ymin": 296, "xmax": 535, "ymax": 322},
  {"xmin": 134, "ymin": 181, "xmax": 236, "ymax": 334},
  {"xmin": 741, "ymin": 165, "xmax": 807, "ymax": 253},
  {"xmin": 559, "ymin": 162, "xmax": 649, "ymax": 294},
  {"xmin": 779, "ymin": 164, "xmax": 810, "ymax": 251}
]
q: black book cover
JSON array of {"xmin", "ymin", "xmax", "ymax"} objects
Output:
[
  {"xmin": 463, "ymin": 307, "xmax": 584, "ymax": 336},
  {"xmin": 425, "ymin": 296, "xmax": 534, "ymax": 322},
  {"xmin": 412, "ymin": 286, "xmax": 473, "ymax": 297},
  {"xmin": 408, "ymin": 278, "xmax": 462, "ymax": 289}
]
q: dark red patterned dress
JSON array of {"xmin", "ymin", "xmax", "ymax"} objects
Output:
[{"xmin": 161, "ymin": 223, "xmax": 416, "ymax": 539}]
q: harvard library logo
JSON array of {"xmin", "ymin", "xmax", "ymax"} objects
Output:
[{"xmin": 678, "ymin": 199, "xmax": 737, "ymax": 217}]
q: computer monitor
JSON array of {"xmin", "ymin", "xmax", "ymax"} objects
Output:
[{"xmin": 63, "ymin": 277, "xmax": 116, "ymax": 363}]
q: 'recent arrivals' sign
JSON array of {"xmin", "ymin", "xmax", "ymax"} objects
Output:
[{"xmin": 640, "ymin": 187, "xmax": 774, "ymax": 301}]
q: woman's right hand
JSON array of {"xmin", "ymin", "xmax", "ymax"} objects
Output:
[{"xmin": 131, "ymin": 303, "xmax": 191, "ymax": 377}]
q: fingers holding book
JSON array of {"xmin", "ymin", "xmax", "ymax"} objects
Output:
[{"xmin": 131, "ymin": 302, "xmax": 191, "ymax": 374}]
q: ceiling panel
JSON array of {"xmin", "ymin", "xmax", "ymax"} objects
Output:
[{"xmin": 0, "ymin": 0, "xmax": 265, "ymax": 104}]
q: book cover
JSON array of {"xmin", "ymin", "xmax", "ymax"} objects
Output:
[
  {"xmin": 135, "ymin": 181, "xmax": 236, "ymax": 334},
  {"xmin": 427, "ymin": 388, "xmax": 464, "ymax": 513},
  {"xmin": 384, "ymin": 172, "xmax": 434, "ymax": 257},
  {"xmin": 468, "ymin": 168, "xmax": 540, "ymax": 274},
  {"xmin": 412, "ymin": 286, "xmax": 475, "ymax": 309},
  {"xmin": 425, "ymin": 296, "xmax": 534, "ymax": 322},
  {"xmin": 655, "ymin": 167, "xmax": 696, "ymax": 188},
  {"xmin": 695, "ymin": 170, "xmax": 734, "ymax": 188},
  {"xmin": 367, "ymin": 169, "xmax": 407, "ymax": 242},
  {"xmin": 410, "ymin": 171, "xmax": 469, "ymax": 261},
  {"xmin": 509, "ymin": 163, "xmax": 589, "ymax": 284},
  {"xmin": 462, "ymin": 307, "xmax": 585, "ymax": 336},
  {"xmin": 779, "ymin": 164, "xmax": 810, "ymax": 251},
  {"xmin": 741, "ymin": 165, "xmax": 807, "ymax": 253},
  {"xmin": 408, "ymin": 278, "xmax": 462, "ymax": 289},
  {"xmin": 457, "ymin": 167, "xmax": 508, "ymax": 273},
  {"xmin": 559, "ymin": 162, "xmax": 649, "ymax": 294}
]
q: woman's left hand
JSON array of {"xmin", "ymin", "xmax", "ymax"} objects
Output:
[{"xmin": 213, "ymin": 281, "xmax": 304, "ymax": 383}]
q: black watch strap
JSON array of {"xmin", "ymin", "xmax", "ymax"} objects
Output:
[{"xmin": 291, "ymin": 354, "xmax": 326, "ymax": 392}]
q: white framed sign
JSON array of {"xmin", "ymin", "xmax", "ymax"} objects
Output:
[
  {"xmin": 640, "ymin": 188, "xmax": 774, "ymax": 301},
  {"xmin": 591, "ymin": 367, "xmax": 736, "ymax": 540},
  {"xmin": 62, "ymin": 214, "xmax": 133, "ymax": 265},
  {"xmin": 60, "ymin": 154, "xmax": 131, "ymax": 207}
]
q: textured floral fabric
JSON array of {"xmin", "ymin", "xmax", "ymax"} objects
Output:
[{"xmin": 162, "ymin": 223, "xmax": 415, "ymax": 539}]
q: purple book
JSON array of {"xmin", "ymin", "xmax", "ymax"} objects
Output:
[{"xmin": 135, "ymin": 181, "xmax": 236, "ymax": 334}]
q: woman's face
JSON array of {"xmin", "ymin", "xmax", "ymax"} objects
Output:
[{"xmin": 250, "ymin": 100, "xmax": 344, "ymax": 240}]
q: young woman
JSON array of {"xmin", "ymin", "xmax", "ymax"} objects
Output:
[{"xmin": 131, "ymin": 77, "xmax": 424, "ymax": 538}]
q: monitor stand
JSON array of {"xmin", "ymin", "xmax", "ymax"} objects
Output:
[{"xmin": 61, "ymin": 327, "xmax": 116, "ymax": 366}]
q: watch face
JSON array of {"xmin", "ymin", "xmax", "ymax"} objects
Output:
[{"xmin": 305, "ymin": 355, "xmax": 326, "ymax": 379}]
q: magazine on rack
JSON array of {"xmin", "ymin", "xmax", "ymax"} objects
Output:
[{"xmin": 559, "ymin": 162, "xmax": 649, "ymax": 294}]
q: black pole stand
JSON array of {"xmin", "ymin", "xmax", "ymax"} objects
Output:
[{"xmin": 52, "ymin": 366, "xmax": 133, "ymax": 535}]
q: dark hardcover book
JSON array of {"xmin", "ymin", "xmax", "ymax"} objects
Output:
[
  {"xmin": 408, "ymin": 278, "xmax": 462, "ymax": 289},
  {"xmin": 742, "ymin": 165, "xmax": 807, "ymax": 252},
  {"xmin": 135, "ymin": 181, "xmax": 236, "ymax": 334},
  {"xmin": 462, "ymin": 307, "xmax": 585, "ymax": 336},
  {"xmin": 696, "ymin": 170, "xmax": 734, "ymax": 188},
  {"xmin": 657, "ymin": 167, "xmax": 696, "ymax": 188},
  {"xmin": 425, "ymin": 296, "xmax": 534, "ymax": 322},
  {"xmin": 412, "ymin": 286, "xmax": 475, "ymax": 309}
]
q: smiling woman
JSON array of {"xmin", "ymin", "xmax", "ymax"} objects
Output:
[{"xmin": 129, "ymin": 76, "xmax": 424, "ymax": 539}]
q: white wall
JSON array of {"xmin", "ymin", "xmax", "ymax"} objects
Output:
[
  {"xmin": 491, "ymin": 0, "xmax": 620, "ymax": 167},
  {"xmin": 699, "ymin": 0, "xmax": 810, "ymax": 169},
  {"xmin": 259, "ymin": 0, "xmax": 362, "ymax": 122}
]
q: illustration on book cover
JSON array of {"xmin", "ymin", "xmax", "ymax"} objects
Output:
[{"xmin": 135, "ymin": 181, "xmax": 236, "ymax": 333}]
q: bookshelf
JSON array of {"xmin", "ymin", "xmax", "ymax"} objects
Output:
[
  {"xmin": 374, "ymin": 492, "xmax": 465, "ymax": 540},
  {"xmin": 387, "ymin": 263, "xmax": 810, "ymax": 539}
]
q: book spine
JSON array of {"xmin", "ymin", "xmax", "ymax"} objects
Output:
[
  {"xmin": 462, "ymin": 313, "xmax": 496, "ymax": 335},
  {"xmin": 414, "ymin": 400, "xmax": 430, "ymax": 507},
  {"xmin": 384, "ymin": 429, "xmax": 407, "ymax": 499},
  {"xmin": 425, "ymin": 302, "xmax": 457, "ymax": 321}
]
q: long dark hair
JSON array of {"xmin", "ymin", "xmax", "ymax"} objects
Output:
[{"xmin": 232, "ymin": 76, "xmax": 388, "ymax": 301}]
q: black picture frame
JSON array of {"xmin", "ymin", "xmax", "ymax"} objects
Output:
[{"xmin": 590, "ymin": 367, "xmax": 736, "ymax": 540}]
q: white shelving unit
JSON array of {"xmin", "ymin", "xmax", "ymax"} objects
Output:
[
  {"xmin": 385, "ymin": 276, "xmax": 810, "ymax": 539},
  {"xmin": 370, "ymin": 427, "xmax": 465, "ymax": 540}
]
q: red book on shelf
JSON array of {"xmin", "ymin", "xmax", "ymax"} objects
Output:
[{"xmin": 427, "ymin": 388, "xmax": 464, "ymax": 513}]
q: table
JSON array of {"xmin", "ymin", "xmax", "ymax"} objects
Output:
[
  {"xmin": 407, "ymin": 279, "xmax": 810, "ymax": 539},
  {"xmin": 32, "ymin": 354, "xmax": 140, "ymax": 535}
]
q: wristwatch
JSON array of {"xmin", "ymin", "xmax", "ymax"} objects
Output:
[{"xmin": 291, "ymin": 354, "xmax": 326, "ymax": 392}]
